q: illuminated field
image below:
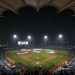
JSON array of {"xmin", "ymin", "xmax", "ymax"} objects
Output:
[{"xmin": 5, "ymin": 49, "xmax": 70, "ymax": 69}]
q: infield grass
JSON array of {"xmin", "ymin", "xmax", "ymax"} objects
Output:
[{"xmin": 6, "ymin": 49, "xmax": 69, "ymax": 69}]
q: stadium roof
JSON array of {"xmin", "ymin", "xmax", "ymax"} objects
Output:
[{"xmin": 0, "ymin": 0, "xmax": 75, "ymax": 15}]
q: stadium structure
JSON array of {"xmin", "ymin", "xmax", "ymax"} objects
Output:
[
  {"xmin": 0, "ymin": 34, "xmax": 75, "ymax": 75},
  {"xmin": 0, "ymin": 0, "xmax": 75, "ymax": 16},
  {"xmin": 0, "ymin": 0, "xmax": 75, "ymax": 75}
]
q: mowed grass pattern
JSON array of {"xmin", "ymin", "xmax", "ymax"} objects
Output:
[
  {"xmin": 8, "ymin": 50, "xmax": 33, "ymax": 69},
  {"xmin": 7, "ymin": 50, "xmax": 68, "ymax": 69},
  {"xmin": 42, "ymin": 50, "xmax": 68, "ymax": 69},
  {"xmin": 27, "ymin": 53, "xmax": 48, "ymax": 61}
]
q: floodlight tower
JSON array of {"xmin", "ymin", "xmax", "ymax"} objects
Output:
[
  {"xmin": 44, "ymin": 35, "xmax": 48, "ymax": 40},
  {"xmin": 27, "ymin": 35, "xmax": 32, "ymax": 41},
  {"xmin": 13, "ymin": 34, "xmax": 18, "ymax": 49},
  {"xmin": 27, "ymin": 35, "xmax": 32, "ymax": 48},
  {"xmin": 43, "ymin": 35, "xmax": 48, "ymax": 48},
  {"xmin": 13, "ymin": 34, "xmax": 17, "ymax": 39},
  {"xmin": 58, "ymin": 34, "xmax": 63, "ymax": 39},
  {"xmin": 58, "ymin": 34, "xmax": 63, "ymax": 48}
]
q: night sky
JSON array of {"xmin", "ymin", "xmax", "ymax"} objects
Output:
[{"xmin": 0, "ymin": 6, "xmax": 75, "ymax": 43}]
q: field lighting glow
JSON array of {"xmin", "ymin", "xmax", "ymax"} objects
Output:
[
  {"xmin": 13, "ymin": 34, "xmax": 17, "ymax": 39},
  {"xmin": 44, "ymin": 35, "xmax": 48, "ymax": 40},
  {"xmin": 59, "ymin": 34, "xmax": 63, "ymax": 39},
  {"xmin": 27, "ymin": 35, "xmax": 31, "ymax": 40},
  {"xmin": 25, "ymin": 41, "xmax": 28, "ymax": 45}
]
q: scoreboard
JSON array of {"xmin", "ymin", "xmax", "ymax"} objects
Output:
[{"xmin": 18, "ymin": 41, "xmax": 28, "ymax": 45}]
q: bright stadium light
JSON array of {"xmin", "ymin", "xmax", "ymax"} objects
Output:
[
  {"xmin": 27, "ymin": 35, "xmax": 32, "ymax": 40},
  {"xmin": 18, "ymin": 41, "xmax": 28, "ymax": 45},
  {"xmin": 25, "ymin": 41, "xmax": 28, "ymax": 45},
  {"xmin": 13, "ymin": 34, "xmax": 18, "ymax": 49},
  {"xmin": 18, "ymin": 41, "xmax": 21, "ymax": 45},
  {"xmin": 44, "ymin": 35, "xmax": 48, "ymax": 40},
  {"xmin": 13, "ymin": 34, "xmax": 17, "ymax": 39},
  {"xmin": 58, "ymin": 34, "xmax": 63, "ymax": 39}
]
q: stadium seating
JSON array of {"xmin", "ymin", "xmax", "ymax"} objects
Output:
[{"xmin": 0, "ymin": 49, "xmax": 75, "ymax": 75}]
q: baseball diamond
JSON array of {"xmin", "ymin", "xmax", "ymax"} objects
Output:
[{"xmin": 5, "ymin": 49, "xmax": 72, "ymax": 70}]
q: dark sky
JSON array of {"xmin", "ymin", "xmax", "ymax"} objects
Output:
[{"xmin": 0, "ymin": 6, "xmax": 75, "ymax": 43}]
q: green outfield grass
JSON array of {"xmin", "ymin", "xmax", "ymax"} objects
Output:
[
  {"xmin": 42, "ymin": 50, "xmax": 68, "ymax": 69},
  {"xmin": 7, "ymin": 50, "xmax": 33, "ymax": 69},
  {"xmin": 6, "ymin": 49, "xmax": 69, "ymax": 69}
]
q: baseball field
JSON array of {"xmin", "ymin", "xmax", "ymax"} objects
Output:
[{"xmin": 5, "ymin": 49, "xmax": 71, "ymax": 70}]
